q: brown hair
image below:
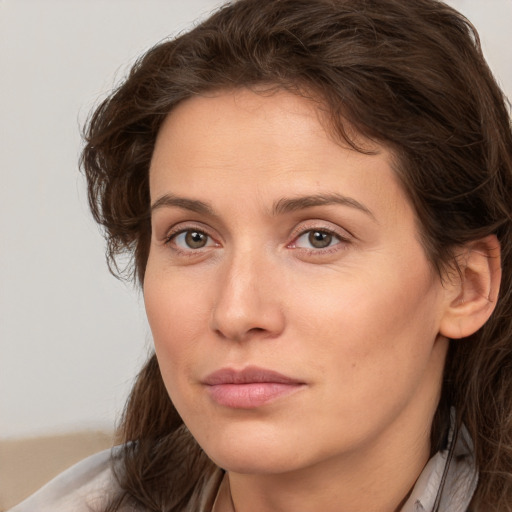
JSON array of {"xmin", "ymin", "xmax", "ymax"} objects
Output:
[{"xmin": 81, "ymin": 0, "xmax": 512, "ymax": 510}]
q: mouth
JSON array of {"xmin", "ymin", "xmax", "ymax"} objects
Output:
[{"xmin": 202, "ymin": 366, "xmax": 306, "ymax": 409}]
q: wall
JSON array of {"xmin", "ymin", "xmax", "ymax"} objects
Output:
[
  {"xmin": 1, "ymin": 0, "xmax": 511, "ymax": 440},
  {"xmin": 0, "ymin": 0, "xmax": 223, "ymax": 439}
]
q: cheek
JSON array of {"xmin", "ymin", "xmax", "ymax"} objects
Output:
[
  {"xmin": 143, "ymin": 266, "xmax": 207, "ymax": 382},
  {"xmin": 145, "ymin": 255, "xmax": 209, "ymax": 328},
  {"xmin": 291, "ymin": 275, "xmax": 444, "ymax": 449},
  {"xmin": 292, "ymin": 260, "xmax": 443, "ymax": 388}
]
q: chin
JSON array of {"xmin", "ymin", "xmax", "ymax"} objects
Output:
[
  {"xmin": 209, "ymin": 448, "xmax": 305, "ymax": 475},
  {"xmin": 193, "ymin": 424, "xmax": 307, "ymax": 475}
]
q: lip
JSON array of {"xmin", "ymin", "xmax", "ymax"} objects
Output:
[{"xmin": 202, "ymin": 366, "xmax": 306, "ymax": 409}]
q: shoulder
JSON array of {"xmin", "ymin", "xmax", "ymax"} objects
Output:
[{"xmin": 8, "ymin": 447, "xmax": 122, "ymax": 512}]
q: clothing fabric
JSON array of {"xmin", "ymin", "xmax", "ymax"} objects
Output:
[
  {"xmin": 9, "ymin": 426, "xmax": 477, "ymax": 512},
  {"xmin": 8, "ymin": 448, "xmax": 119, "ymax": 512}
]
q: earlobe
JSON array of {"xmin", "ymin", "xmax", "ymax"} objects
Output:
[{"xmin": 439, "ymin": 235, "xmax": 501, "ymax": 340}]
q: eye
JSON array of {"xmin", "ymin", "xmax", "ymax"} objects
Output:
[
  {"xmin": 168, "ymin": 229, "xmax": 216, "ymax": 250},
  {"xmin": 293, "ymin": 229, "xmax": 342, "ymax": 250}
]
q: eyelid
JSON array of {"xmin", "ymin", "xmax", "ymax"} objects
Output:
[
  {"xmin": 170, "ymin": 230, "xmax": 214, "ymax": 247},
  {"xmin": 286, "ymin": 221, "xmax": 354, "ymax": 257},
  {"xmin": 289, "ymin": 229, "xmax": 343, "ymax": 251},
  {"xmin": 288, "ymin": 220, "xmax": 353, "ymax": 243},
  {"xmin": 163, "ymin": 222, "xmax": 221, "ymax": 250},
  {"xmin": 162, "ymin": 220, "xmax": 210, "ymax": 240}
]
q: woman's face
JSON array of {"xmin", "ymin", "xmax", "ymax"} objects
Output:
[{"xmin": 145, "ymin": 89, "xmax": 451, "ymax": 475}]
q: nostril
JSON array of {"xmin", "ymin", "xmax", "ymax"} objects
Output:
[{"xmin": 248, "ymin": 327, "xmax": 266, "ymax": 334}]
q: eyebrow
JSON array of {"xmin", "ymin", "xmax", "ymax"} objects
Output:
[
  {"xmin": 151, "ymin": 194, "xmax": 215, "ymax": 216},
  {"xmin": 151, "ymin": 192, "xmax": 375, "ymax": 220},
  {"xmin": 272, "ymin": 193, "xmax": 375, "ymax": 220}
]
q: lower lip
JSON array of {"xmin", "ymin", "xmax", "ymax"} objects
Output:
[{"xmin": 205, "ymin": 382, "xmax": 304, "ymax": 408}]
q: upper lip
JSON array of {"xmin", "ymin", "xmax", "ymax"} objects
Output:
[{"xmin": 202, "ymin": 366, "xmax": 303, "ymax": 385}]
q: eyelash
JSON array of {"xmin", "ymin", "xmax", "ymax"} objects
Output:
[
  {"xmin": 288, "ymin": 226, "xmax": 350, "ymax": 255},
  {"xmin": 163, "ymin": 224, "xmax": 351, "ymax": 256},
  {"xmin": 164, "ymin": 225, "xmax": 218, "ymax": 255}
]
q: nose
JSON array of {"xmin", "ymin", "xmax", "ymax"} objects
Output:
[{"xmin": 209, "ymin": 248, "xmax": 285, "ymax": 342}]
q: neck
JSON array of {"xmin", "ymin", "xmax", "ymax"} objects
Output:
[{"xmin": 219, "ymin": 411, "xmax": 433, "ymax": 512}]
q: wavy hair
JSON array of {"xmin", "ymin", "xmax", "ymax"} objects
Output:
[{"xmin": 81, "ymin": 0, "xmax": 512, "ymax": 510}]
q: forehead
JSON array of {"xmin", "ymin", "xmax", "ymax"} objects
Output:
[
  {"xmin": 149, "ymin": 89, "xmax": 408, "ymax": 219},
  {"xmin": 153, "ymin": 88, "xmax": 334, "ymax": 164}
]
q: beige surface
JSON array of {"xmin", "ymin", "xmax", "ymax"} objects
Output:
[{"xmin": 0, "ymin": 431, "xmax": 113, "ymax": 511}]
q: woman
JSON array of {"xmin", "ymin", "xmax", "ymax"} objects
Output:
[{"xmin": 11, "ymin": 0, "xmax": 512, "ymax": 511}]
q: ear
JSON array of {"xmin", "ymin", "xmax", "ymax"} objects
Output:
[{"xmin": 439, "ymin": 235, "xmax": 501, "ymax": 340}]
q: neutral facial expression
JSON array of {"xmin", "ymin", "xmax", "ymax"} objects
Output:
[{"xmin": 144, "ymin": 89, "xmax": 451, "ymax": 475}]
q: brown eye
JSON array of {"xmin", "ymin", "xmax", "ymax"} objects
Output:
[
  {"xmin": 308, "ymin": 230, "xmax": 333, "ymax": 248},
  {"xmin": 184, "ymin": 230, "xmax": 208, "ymax": 249},
  {"xmin": 169, "ymin": 229, "xmax": 214, "ymax": 250}
]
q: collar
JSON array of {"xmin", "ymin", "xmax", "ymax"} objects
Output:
[{"xmin": 401, "ymin": 420, "xmax": 477, "ymax": 512}]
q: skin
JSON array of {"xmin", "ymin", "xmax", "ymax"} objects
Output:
[{"xmin": 144, "ymin": 89, "xmax": 457, "ymax": 512}]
